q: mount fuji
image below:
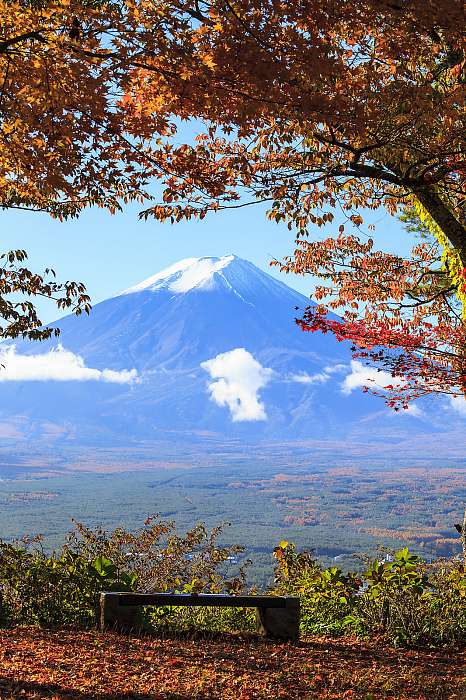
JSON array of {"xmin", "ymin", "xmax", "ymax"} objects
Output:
[{"xmin": 0, "ymin": 255, "xmax": 464, "ymax": 456}]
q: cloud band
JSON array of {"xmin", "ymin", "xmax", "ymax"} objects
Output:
[{"xmin": 0, "ymin": 345, "xmax": 138, "ymax": 384}]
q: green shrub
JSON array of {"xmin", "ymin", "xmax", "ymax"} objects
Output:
[
  {"xmin": 0, "ymin": 518, "xmax": 247, "ymax": 629},
  {"xmin": 0, "ymin": 538, "xmax": 136, "ymax": 627},
  {"xmin": 271, "ymin": 540, "xmax": 361, "ymax": 635},
  {"xmin": 1, "ymin": 522, "xmax": 464, "ymax": 648},
  {"xmin": 356, "ymin": 549, "xmax": 466, "ymax": 647},
  {"xmin": 272, "ymin": 542, "xmax": 466, "ymax": 647},
  {"xmin": 146, "ymin": 603, "xmax": 256, "ymax": 634}
]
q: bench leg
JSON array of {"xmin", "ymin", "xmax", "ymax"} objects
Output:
[
  {"xmin": 256, "ymin": 598, "xmax": 300, "ymax": 641},
  {"xmin": 100, "ymin": 592, "xmax": 143, "ymax": 633}
]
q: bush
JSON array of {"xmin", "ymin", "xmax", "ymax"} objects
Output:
[
  {"xmin": 0, "ymin": 538, "xmax": 137, "ymax": 627},
  {"xmin": 356, "ymin": 549, "xmax": 466, "ymax": 647},
  {"xmin": 1, "ymin": 522, "xmax": 464, "ymax": 647},
  {"xmin": 272, "ymin": 542, "xmax": 466, "ymax": 647},
  {"xmin": 0, "ymin": 517, "xmax": 247, "ymax": 629},
  {"xmin": 271, "ymin": 540, "xmax": 361, "ymax": 636}
]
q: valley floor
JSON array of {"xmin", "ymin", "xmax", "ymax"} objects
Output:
[{"xmin": 0, "ymin": 628, "xmax": 464, "ymax": 699}]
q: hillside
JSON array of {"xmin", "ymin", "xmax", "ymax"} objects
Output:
[{"xmin": 0, "ymin": 255, "xmax": 464, "ymax": 456}]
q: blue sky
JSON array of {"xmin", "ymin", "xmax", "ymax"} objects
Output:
[{"xmin": 2, "ymin": 197, "xmax": 412, "ymax": 323}]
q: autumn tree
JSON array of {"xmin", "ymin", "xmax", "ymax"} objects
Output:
[
  {"xmin": 0, "ymin": 1, "xmax": 159, "ymax": 337},
  {"xmin": 117, "ymin": 0, "xmax": 465, "ymax": 405},
  {"xmin": 0, "ymin": 249, "xmax": 90, "ymax": 342},
  {"xmin": 2, "ymin": 0, "xmax": 465, "ymax": 400},
  {"xmin": 0, "ymin": 0, "xmax": 158, "ymax": 217}
]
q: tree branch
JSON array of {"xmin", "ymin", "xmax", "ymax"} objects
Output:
[{"xmin": 0, "ymin": 30, "xmax": 47, "ymax": 53}]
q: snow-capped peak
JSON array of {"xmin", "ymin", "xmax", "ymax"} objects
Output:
[{"xmin": 122, "ymin": 255, "xmax": 236, "ymax": 295}]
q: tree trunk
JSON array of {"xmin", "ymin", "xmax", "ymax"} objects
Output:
[
  {"xmin": 413, "ymin": 187, "xmax": 466, "ymax": 266},
  {"xmin": 412, "ymin": 187, "xmax": 466, "ymax": 397}
]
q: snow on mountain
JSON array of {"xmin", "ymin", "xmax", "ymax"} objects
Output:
[
  {"xmin": 121, "ymin": 255, "xmax": 305, "ymax": 305},
  {"xmin": 122, "ymin": 255, "xmax": 235, "ymax": 295},
  {"xmin": 0, "ymin": 255, "xmax": 464, "ymax": 454}
]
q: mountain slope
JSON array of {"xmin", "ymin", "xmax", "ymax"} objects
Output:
[{"xmin": 0, "ymin": 255, "xmax": 464, "ymax": 452}]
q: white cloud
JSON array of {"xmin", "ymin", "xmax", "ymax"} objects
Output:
[
  {"xmin": 290, "ymin": 362, "xmax": 348, "ymax": 387},
  {"xmin": 450, "ymin": 395, "xmax": 466, "ymax": 416},
  {"xmin": 323, "ymin": 363, "xmax": 347, "ymax": 375},
  {"xmin": 340, "ymin": 361, "xmax": 429, "ymax": 418},
  {"xmin": 290, "ymin": 371, "xmax": 330, "ymax": 385},
  {"xmin": 341, "ymin": 360, "xmax": 404, "ymax": 395},
  {"xmin": 0, "ymin": 345, "xmax": 138, "ymax": 384},
  {"xmin": 201, "ymin": 348, "xmax": 273, "ymax": 422},
  {"xmin": 401, "ymin": 403, "xmax": 424, "ymax": 418}
]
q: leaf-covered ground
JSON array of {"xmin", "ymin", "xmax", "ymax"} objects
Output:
[{"xmin": 0, "ymin": 628, "xmax": 464, "ymax": 699}]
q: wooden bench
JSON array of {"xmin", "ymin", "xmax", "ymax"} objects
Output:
[{"xmin": 99, "ymin": 592, "xmax": 300, "ymax": 640}]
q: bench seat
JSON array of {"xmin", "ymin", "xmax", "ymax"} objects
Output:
[{"xmin": 99, "ymin": 591, "xmax": 300, "ymax": 640}]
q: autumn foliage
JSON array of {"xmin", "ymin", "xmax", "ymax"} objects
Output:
[
  {"xmin": 1, "ymin": 627, "xmax": 465, "ymax": 699},
  {"xmin": 1, "ymin": 1, "xmax": 465, "ymax": 398},
  {"xmin": 0, "ymin": 1, "xmax": 156, "ymax": 217},
  {"xmin": 280, "ymin": 218, "xmax": 466, "ymax": 407},
  {"xmin": 0, "ymin": 249, "xmax": 90, "ymax": 341},
  {"xmin": 120, "ymin": 0, "xmax": 466, "ymax": 405}
]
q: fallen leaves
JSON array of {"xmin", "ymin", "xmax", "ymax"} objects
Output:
[{"xmin": 0, "ymin": 627, "xmax": 463, "ymax": 699}]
